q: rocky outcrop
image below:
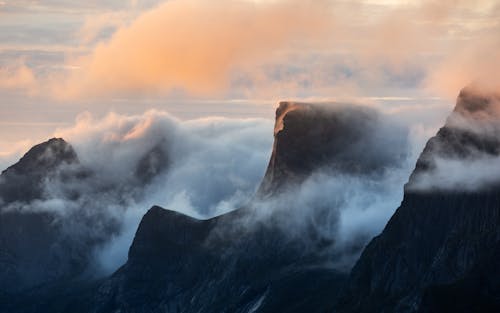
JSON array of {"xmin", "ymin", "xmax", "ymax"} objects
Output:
[
  {"xmin": 337, "ymin": 87, "xmax": 500, "ymax": 313},
  {"xmin": 258, "ymin": 101, "xmax": 406, "ymax": 196}
]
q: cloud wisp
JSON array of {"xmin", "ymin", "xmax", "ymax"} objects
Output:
[
  {"xmin": 0, "ymin": 110, "xmax": 273, "ymax": 274},
  {"xmin": 408, "ymin": 87, "xmax": 500, "ymax": 192}
]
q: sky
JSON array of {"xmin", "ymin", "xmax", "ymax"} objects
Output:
[{"xmin": 0, "ymin": 0, "xmax": 499, "ymax": 162}]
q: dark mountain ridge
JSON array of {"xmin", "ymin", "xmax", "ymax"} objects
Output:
[{"xmin": 337, "ymin": 86, "xmax": 500, "ymax": 313}]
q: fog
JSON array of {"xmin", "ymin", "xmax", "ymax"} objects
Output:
[{"xmin": 0, "ymin": 101, "xmax": 453, "ymax": 274}]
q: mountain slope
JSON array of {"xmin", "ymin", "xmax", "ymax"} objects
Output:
[
  {"xmin": 87, "ymin": 205, "xmax": 345, "ymax": 313},
  {"xmin": 337, "ymin": 87, "xmax": 500, "ymax": 313},
  {"xmin": 0, "ymin": 138, "xmax": 94, "ymax": 294}
]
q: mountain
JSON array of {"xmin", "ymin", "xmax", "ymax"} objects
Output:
[
  {"xmin": 258, "ymin": 101, "xmax": 405, "ymax": 196},
  {"xmin": 0, "ymin": 138, "xmax": 96, "ymax": 294},
  {"xmin": 337, "ymin": 87, "xmax": 500, "ymax": 313},
  {"xmin": 8, "ymin": 90, "xmax": 500, "ymax": 313},
  {"xmin": 70, "ymin": 101, "xmax": 407, "ymax": 313},
  {"xmin": 0, "ymin": 136, "xmax": 170, "ymax": 298},
  {"xmin": 82, "ymin": 205, "xmax": 343, "ymax": 313},
  {"xmin": 0, "ymin": 138, "xmax": 79, "ymax": 203}
]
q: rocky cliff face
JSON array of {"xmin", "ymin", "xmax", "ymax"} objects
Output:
[
  {"xmin": 258, "ymin": 101, "xmax": 406, "ymax": 196},
  {"xmin": 337, "ymin": 87, "xmax": 500, "ymax": 313}
]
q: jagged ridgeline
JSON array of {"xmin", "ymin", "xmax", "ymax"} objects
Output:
[{"xmin": 1, "ymin": 87, "xmax": 500, "ymax": 313}]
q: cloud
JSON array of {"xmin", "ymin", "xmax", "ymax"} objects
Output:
[
  {"xmin": 0, "ymin": 102, "xmax": 427, "ymax": 276},
  {"xmin": 48, "ymin": 110, "xmax": 272, "ymax": 274},
  {"xmin": 410, "ymin": 156, "xmax": 500, "ymax": 191},
  {"xmin": 56, "ymin": 0, "xmax": 499, "ymax": 101},
  {"xmin": 423, "ymin": 4, "xmax": 500, "ymax": 98},
  {"xmin": 51, "ymin": 0, "xmax": 331, "ymax": 99},
  {"xmin": 53, "ymin": 110, "xmax": 273, "ymax": 216},
  {"xmin": 0, "ymin": 109, "xmax": 273, "ymax": 276},
  {"xmin": 408, "ymin": 89, "xmax": 500, "ymax": 191},
  {"xmin": 0, "ymin": 0, "xmax": 498, "ymax": 105},
  {"xmin": 0, "ymin": 61, "xmax": 36, "ymax": 91}
]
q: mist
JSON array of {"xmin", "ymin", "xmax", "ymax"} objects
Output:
[
  {"xmin": 408, "ymin": 88, "xmax": 500, "ymax": 192},
  {"xmin": 0, "ymin": 100, "xmax": 451, "ymax": 274}
]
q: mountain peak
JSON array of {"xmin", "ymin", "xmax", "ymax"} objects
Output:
[
  {"xmin": 0, "ymin": 138, "xmax": 80, "ymax": 203},
  {"xmin": 2, "ymin": 137, "xmax": 77, "ymax": 176},
  {"xmin": 452, "ymin": 85, "xmax": 500, "ymax": 117},
  {"xmin": 258, "ymin": 101, "xmax": 407, "ymax": 196},
  {"xmin": 407, "ymin": 87, "xmax": 500, "ymax": 191},
  {"xmin": 128, "ymin": 205, "xmax": 213, "ymax": 261},
  {"xmin": 274, "ymin": 101, "xmax": 307, "ymax": 134}
]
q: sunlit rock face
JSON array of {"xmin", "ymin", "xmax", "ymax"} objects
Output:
[{"xmin": 338, "ymin": 87, "xmax": 500, "ymax": 313}]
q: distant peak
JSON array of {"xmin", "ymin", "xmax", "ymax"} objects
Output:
[
  {"xmin": 47, "ymin": 137, "xmax": 66, "ymax": 144},
  {"xmin": 146, "ymin": 205, "xmax": 167, "ymax": 215},
  {"xmin": 407, "ymin": 86, "xmax": 500, "ymax": 192},
  {"xmin": 2, "ymin": 137, "xmax": 78, "ymax": 175}
]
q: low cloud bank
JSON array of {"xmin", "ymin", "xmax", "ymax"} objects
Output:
[
  {"xmin": 0, "ymin": 110, "xmax": 273, "ymax": 274},
  {"xmin": 0, "ymin": 100, "xmax": 467, "ymax": 274}
]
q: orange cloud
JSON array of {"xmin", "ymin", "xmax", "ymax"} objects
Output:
[
  {"xmin": 1, "ymin": 0, "xmax": 498, "ymax": 102},
  {"xmin": 424, "ymin": 29, "xmax": 500, "ymax": 98},
  {"xmin": 55, "ymin": 0, "xmax": 332, "ymax": 99},
  {"xmin": 0, "ymin": 62, "xmax": 36, "ymax": 92}
]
